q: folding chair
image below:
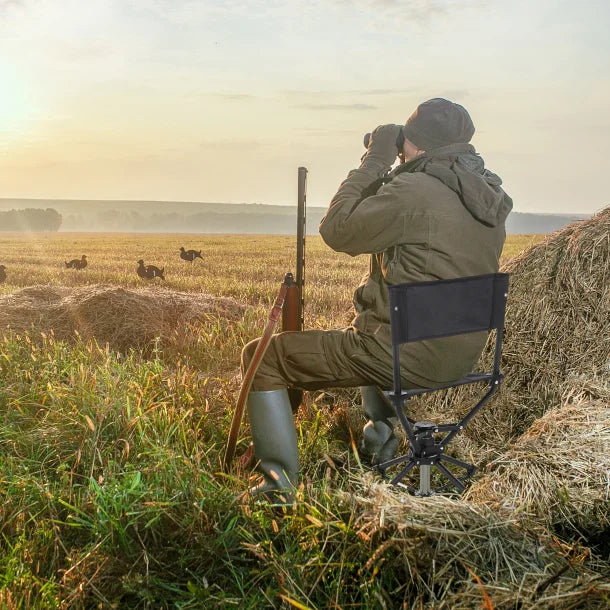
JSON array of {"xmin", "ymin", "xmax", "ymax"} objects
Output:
[{"xmin": 376, "ymin": 273, "xmax": 509, "ymax": 496}]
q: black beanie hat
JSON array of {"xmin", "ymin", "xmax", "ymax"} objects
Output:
[{"xmin": 403, "ymin": 98, "xmax": 475, "ymax": 151}]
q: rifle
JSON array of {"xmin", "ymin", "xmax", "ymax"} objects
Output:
[
  {"xmin": 222, "ymin": 167, "xmax": 307, "ymax": 472},
  {"xmin": 282, "ymin": 166, "xmax": 307, "ymax": 332}
]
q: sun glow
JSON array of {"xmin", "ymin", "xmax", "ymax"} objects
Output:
[{"xmin": 0, "ymin": 63, "xmax": 34, "ymax": 136}]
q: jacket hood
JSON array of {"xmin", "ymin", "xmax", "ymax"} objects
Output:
[{"xmin": 397, "ymin": 143, "xmax": 513, "ymax": 227}]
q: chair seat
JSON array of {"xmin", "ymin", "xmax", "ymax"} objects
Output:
[{"xmin": 383, "ymin": 371, "xmax": 502, "ymax": 400}]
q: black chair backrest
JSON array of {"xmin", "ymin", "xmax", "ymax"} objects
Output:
[{"xmin": 389, "ymin": 273, "xmax": 509, "ymax": 393}]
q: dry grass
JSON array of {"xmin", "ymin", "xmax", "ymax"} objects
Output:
[
  {"xmin": 500, "ymin": 208, "xmax": 609, "ymax": 409},
  {"xmin": 340, "ymin": 471, "xmax": 609, "ymax": 609}
]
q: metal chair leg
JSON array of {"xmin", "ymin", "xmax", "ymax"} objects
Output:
[
  {"xmin": 389, "ymin": 460, "xmax": 416, "ymax": 486},
  {"xmin": 378, "ymin": 400, "xmax": 479, "ymax": 494},
  {"xmin": 376, "ymin": 452, "xmax": 413, "ymax": 477},
  {"xmin": 419, "ymin": 464, "xmax": 431, "ymax": 495},
  {"xmin": 435, "ymin": 461, "xmax": 466, "ymax": 493},
  {"xmin": 440, "ymin": 453, "xmax": 476, "ymax": 476}
]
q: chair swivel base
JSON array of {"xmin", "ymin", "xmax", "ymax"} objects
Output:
[{"xmin": 375, "ymin": 420, "xmax": 476, "ymax": 496}]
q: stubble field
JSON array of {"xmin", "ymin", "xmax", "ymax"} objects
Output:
[
  {"xmin": 0, "ymin": 232, "xmax": 543, "ymax": 312},
  {"xmin": 1, "ymin": 229, "xmax": 608, "ymax": 609}
]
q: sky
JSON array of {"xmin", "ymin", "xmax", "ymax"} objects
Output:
[{"xmin": 1, "ymin": 0, "xmax": 609, "ymax": 214}]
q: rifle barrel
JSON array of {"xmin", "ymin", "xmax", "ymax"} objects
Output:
[{"xmin": 296, "ymin": 167, "xmax": 307, "ymax": 330}]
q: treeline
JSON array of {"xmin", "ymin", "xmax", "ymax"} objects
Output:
[
  {"xmin": 1, "ymin": 199, "xmax": 589, "ymax": 234},
  {"xmin": 0, "ymin": 208, "xmax": 62, "ymax": 232}
]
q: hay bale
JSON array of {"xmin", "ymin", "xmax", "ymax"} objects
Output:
[
  {"xmin": 467, "ymin": 382, "xmax": 610, "ymax": 543},
  {"xmin": 476, "ymin": 207, "xmax": 609, "ymax": 444},
  {"xmin": 334, "ymin": 472, "xmax": 609, "ymax": 608},
  {"xmin": 339, "ymin": 473, "xmax": 550, "ymax": 580},
  {"xmin": 0, "ymin": 284, "xmax": 245, "ymax": 352},
  {"xmin": 498, "ymin": 206, "xmax": 609, "ymax": 412}
]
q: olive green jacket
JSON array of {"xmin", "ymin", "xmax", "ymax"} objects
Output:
[{"xmin": 319, "ymin": 143, "xmax": 513, "ymax": 387}]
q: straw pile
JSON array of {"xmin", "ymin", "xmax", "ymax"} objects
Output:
[
  {"xmin": 0, "ymin": 284, "xmax": 245, "ymax": 352},
  {"xmin": 338, "ymin": 473, "xmax": 609, "ymax": 608},
  {"xmin": 497, "ymin": 206, "xmax": 609, "ymax": 414},
  {"xmin": 467, "ymin": 380, "xmax": 610, "ymax": 543},
  {"xmin": 339, "ymin": 473, "xmax": 551, "ymax": 583}
]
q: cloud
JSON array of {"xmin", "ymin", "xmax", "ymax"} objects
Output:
[
  {"xmin": 357, "ymin": 0, "xmax": 484, "ymax": 21},
  {"xmin": 355, "ymin": 89, "xmax": 406, "ymax": 96},
  {"xmin": 0, "ymin": 0, "xmax": 24, "ymax": 9},
  {"xmin": 281, "ymin": 87, "xmax": 436, "ymax": 99},
  {"xmin": 126, "ymin": 0, "xmax": 480, "ymax": 26},
  {"xmin": 211, "ymin": 93, "xmax": 259, "ymax": 101},
  {"xmin": 282, "ymin": 88, "xmax": 401, "ymax": 97},
  {"xmin": 298, "ymin": 103, "xmax": 377, "ymax": 111},
  {"xmin": 199, "ymin": 138, "xmax": 260, "ymax": 151},
  {"xmin": 294, "ymin": 127, "xmax": 357, "ymax": 134},
  {"xmin": 0, "ymin": 0, "xmax": 26, "ymax": 24}
]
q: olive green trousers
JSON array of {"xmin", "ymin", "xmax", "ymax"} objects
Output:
[{"xmin": 241, "ymin": 328, "xmax": 418, "ymax": 392}]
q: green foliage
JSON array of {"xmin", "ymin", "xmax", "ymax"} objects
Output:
[
  {"xmin": 0, "ymin": 331, "xmax": 423, "ymax": 607},
  {"xmin": 0, "ymin": 333, "xmax": 241, "ymax": 606}
]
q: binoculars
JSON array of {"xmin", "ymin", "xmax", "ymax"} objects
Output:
[{"xmin": 363, "ymin": 125, "xmax": 405, "ymax": 152}]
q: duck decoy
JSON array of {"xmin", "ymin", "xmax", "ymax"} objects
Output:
[
  {"xmin": 137, "ymin": 259, "xmax": 165, "ymax": 280},
  {"xmin": 65, "ymin": 255, "xmax": 87, "ymax": 269},
  {"xmin": 179, "ymin": 247, "xmax": 203, "ymax": 262}
]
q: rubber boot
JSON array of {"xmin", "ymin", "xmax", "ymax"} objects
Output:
[
  {"xmin": 247, "ymin": 389, "xmax": 299, "ymax": 504},
  {"xmin": 359, "ymin": 386, "xmax": 399, "ymax": 466}
]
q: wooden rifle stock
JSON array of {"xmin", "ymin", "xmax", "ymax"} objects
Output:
[{"xmin": 282, "ymin": 273, "xmax": 300, "ymax": 332}]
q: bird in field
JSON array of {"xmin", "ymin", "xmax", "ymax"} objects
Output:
[
  {"xmin": 179, "ymin": 246, "xmax": 203, "ymax": 262},
  {"xmin": 65, "ymin": 255, "xmax": 87, "ymax": 269},
  {"xmin": 0, "ymin": 265, "xmax": 6, "ymax": 284},
  {"xmin": 137, "ymin": 259, "xmax": 165, "ymax": 280}
]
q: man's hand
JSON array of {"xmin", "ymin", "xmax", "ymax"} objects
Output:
[{"xmin": 364, "ymin": 124, "xmax": 403, "ymax": 166}]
